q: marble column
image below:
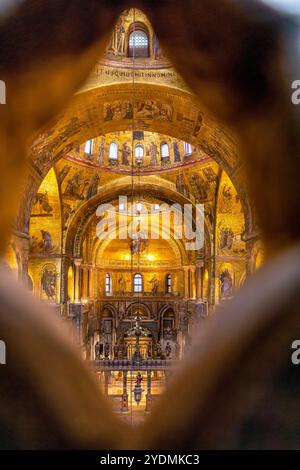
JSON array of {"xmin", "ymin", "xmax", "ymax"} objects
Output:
[
  {"xmin": 121, "ymin": 370, "xmax": 129, "ymax": 412},
  {"xmin": 196, "ymin": 259, "xmax": 204, "ymax": 300},
  {"xmin": 190, "ymin": 266, "xmax": 196, "ymax": 299},
  {"xmin": 81, "ymin": 267, "xmax": 87, "ymax": 300},
  {"xmin": 183, "ymin": 266, "xmax": 189, "ymax": 298},
  {"xmin": 60, "ymin": 255, "xmax": 68, "ymax": 306},
  {"xmin": 145, "ymin": 370, "xmax": 152, "ymax": 412},
  {"xmin": 90, "ymin": 266, "xmax": 95, "ymax": 298},
  {"xmin": 74, "ymin": 258, "xmax": 83, "ymax": 303}
]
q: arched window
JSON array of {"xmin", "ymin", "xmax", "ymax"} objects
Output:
[
  {"xmin": 165, "ymin": 274, "xmax": 172, "ymax": 294},
  {"xmin": 109, "ymin": 142, "xmax": 118, "ymax": 161},
  {"xmin": 161, "ymin": 143, "xmax": 170, "ymax": 160},
  {"xmin": 133, "ymin": 273, "xmax": 143, "ymax": 293},
  {"xmin": 184, "ymin": 142, "xmax": 192, "ymax": 156},
  {"xmin": 105, "ymin": 273, "xmax": 112, "ymax": 294},
  {"xmin": 135, "ymin": 144, "xmax": 144, "ymax": 163},
  {"xmin": 84, "ymin": 139, "xmax": 93, "ymax": 155},
  {"xmin": 128, "ymin": 27, "xmax": 149, "ymax": 58}
]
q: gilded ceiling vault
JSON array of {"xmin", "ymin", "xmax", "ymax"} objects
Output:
[
  {"xmin": 4, "ymin": 0, "xmax": 300, "ymax": 452},
  {"xmin": 4, "ymin": 7, "xmax": 263, "ymax": 420}
]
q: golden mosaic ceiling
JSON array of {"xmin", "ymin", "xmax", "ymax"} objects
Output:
[
  {"xmin": 29, "ymin": 8, "xmax": 239, "ymax": 183},
  {"xmin": 20, "ymin": 7, "xmax": 252, "ymax": 242},
  {"xmin": 64, "ymin": 130, "xmax": 211, "ymax": 175}
]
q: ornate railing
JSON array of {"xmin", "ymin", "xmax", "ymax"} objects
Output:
[
  {"xmin": 99, "ymin": 291, "xmax": 182, "ymax": 299},
  {"xmin": 90, "ymin": 358, "xmax": 178, "ymax": 371}
]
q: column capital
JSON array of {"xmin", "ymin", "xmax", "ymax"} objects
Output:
[
  {"xmin": 195, "ymin": 259, "xmax": 204, "ymax": 268},
  {"xmin": 74, "ymin": 258, "xmax": 83, "ymax": 267}
]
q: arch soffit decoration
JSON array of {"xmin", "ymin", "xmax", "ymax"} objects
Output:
[
  {"xmin": 102, "ymin": 303, "xmax": 117, "ymax": 318},
  {"xmin": 22, "ymin": 63, "xmax": 252, "ymax": 239},
  {"xmin": 30, "ymin": 84, "xmax": 239, "ymax": 178},
  {"xmin": 125, "ymin": 302, "xmax": 151, "ymax": 319},
  {"xmin": 158, "ymin": 304, "xmax": 175, "ymax": 318},
  {"xmin": 93, "ymin": 227, "xmax": 185, "ymax": 268},
  {"xmin": 64, "ymin": 181, "xmax": 210, "ymax": 259}
]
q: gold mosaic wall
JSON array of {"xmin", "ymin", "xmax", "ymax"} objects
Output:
[
  {"xmin": 28, "ymin": 168, "xmax": 62, "ymax": 302},
  {"xmin": 215, "ymin": 171, "xmax": 247, "ymax": 303}
]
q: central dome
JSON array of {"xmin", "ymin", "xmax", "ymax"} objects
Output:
[{"xmin": 66, "ymin": 130, "xmax": 210, "ymax": 175}]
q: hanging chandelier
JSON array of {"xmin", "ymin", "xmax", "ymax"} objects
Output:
[{"xmin": 129, "ymin": 9, "xmax": 144, "ymax": 406}]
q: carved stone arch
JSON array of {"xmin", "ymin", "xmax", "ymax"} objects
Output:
[
  {"xmin": 26, "ymin": 81, "xmax": 252, "ymax": 219},
  {"xmin": 19, "ymin": 80, "xmax": 256, "ymax": 243},
  {"xmin": 29, "ymin": 84, "xmax": 238, "ymax": 174},
  {"xmin": 93, "ymin": 223, "xmax": 186, "ymax": 267},
  {"xmin": 158, "ymin": 303, "xmax": 173, "ymax": 317},
  {"xmin": 127, "ymin": 21, "xmax": 150, "ymax": 58},
  {"xmin": 72, "ymin": 206, "xmax": 96, "ymax": 258},
  {"xmin": 158, "ymin": 304, "xmax": 175, "ymax": 333},
  {"xmin": 65, "ymin": 180, "xmax": 212, "ymax": 261},
  {"xmin": 125, "ymin": 301, "xmax": 151, "ymax": 320},
  {"xmin": 102, "ymin": 303, "xmax": 117, "ymax": 318}
]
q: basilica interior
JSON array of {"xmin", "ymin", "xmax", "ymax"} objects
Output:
[{"xmin": 3, "ymin": 8, "xmax": 265, "ymax": 422}]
